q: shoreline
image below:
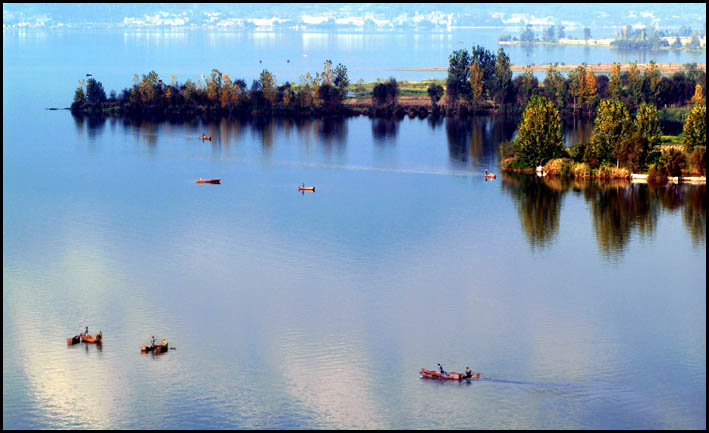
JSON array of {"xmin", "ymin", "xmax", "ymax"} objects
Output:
[
  {"xmin": 501, "ymin": 167, "xmax": 706, "ymax": 184},
  {"xmin": 391, "ymin": 62, "xmax": 707, "ymax": 74}
]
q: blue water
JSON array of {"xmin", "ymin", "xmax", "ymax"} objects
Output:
[{"xmin": 3, "ymin": 28, "xmax": 706, "ymax": 429}]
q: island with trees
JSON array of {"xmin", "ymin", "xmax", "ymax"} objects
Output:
[{"xmin": 70, "ymin": 44, "xmax": 705, "ymax": 183}]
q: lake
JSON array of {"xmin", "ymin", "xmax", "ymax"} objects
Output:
[{"xmin": 3, "ymin": 28, "xmax": 706, "ymax": 430}]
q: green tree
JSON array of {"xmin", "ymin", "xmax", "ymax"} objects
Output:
[
  {"xmin": 333, "ymin": 63, "xmax": 349, "ymax": 92},
  {"xmin": 544, "ymin": 63, "xmax": 566, "ymax": 107},
  {"xmin": 427, "ymin": 83, "xmax": 444, "ymax": 109},
  {"xmin": 447, "ymin": 49, "xmax": 471, "ymax": 102},
  {"xmin": 86, "ymin": 78, "xmax": 106, "ymax": 104},
  {"xmin": 627, "ymin": 62, "xmax": 643, "ymax": 109},
  {"xmin": 643, "ymin": 61, "xmax": 662, "ymax": 105},
  {"xmin": 470, "ymin": 45, "xmax": 496, "ymax": 99},
  {"xmin": 513, "ymin": 95, "xmax": 565, "ymax": 167},
  {"xmin": 682, "ymin": 103, "xmax": 706, "ymax": 152},
  {"xmin": 634, "ymin": 103, "xmax": 663, "ymax": 148},
  {"xmin": 588, "ymin": 98, "xmax": 632, "ymax": 167},
  {"xmin": 492, "ymin": 48, "xmax": 512, "ymax": 110}
]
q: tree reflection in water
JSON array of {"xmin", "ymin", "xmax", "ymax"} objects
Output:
[
  {"xmin": 584, "ymin": 182, "xmax": 658, "ymax": 260},
  {"xmin": 502, "ymin": 173, "xmax": 706, "ymax": 258},
  {"xmin": 681, "ymin": 185, "xmax": 706, "ymax": 246},
  {"xmin": 501, "ymin": 173, "xmax": 564, "ymax": 250}
]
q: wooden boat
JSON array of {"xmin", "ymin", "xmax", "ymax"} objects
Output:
[
  {"xmin": 141, "ymin": 340, "xmax": 169, "ymax": 354},
  {"xmin": 196, "ymin": 178, "xmax": 221, "ymax": 184},
  {"xmin": 80, "ymin": 332, "xmax": 102, "ymax": 344},
  {"xmin": 201, "ymin": 135, "xmax": 212, "ymax": 141},
  {"xmin": 67, "ymin": 335, "xmax": 81, "ymax": 345},
  {"xmin": 484, "ymin": 173, "xmax": 497, "ymax": 179},
  {"xmin": 419, "ymin": 368, "xmax": 480, "ymax": 380},
  {"xmin": 298, "ymin": 186, "xmax": 315, "ymax": 191}
]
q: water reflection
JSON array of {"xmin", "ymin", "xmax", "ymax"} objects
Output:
[
  {"xmin": 501, "ymin": 173, "xmax": 563, "ymax": 250},
  {"xmin": 682, "ymin": 185, "xmax": 707, "ymax": 247},
  {"xmin": 502, "ymin": 174, "xmax": 706, "ymax": 258},
  {"xmin": 584, "ymin": 182, "xmax": 658, "ymax": 260},
  {"xmin": 371, "ymin": 118, "xmax": 399, "ymax": 144}
]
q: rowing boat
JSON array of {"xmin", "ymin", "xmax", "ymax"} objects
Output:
[
  {"xmin": 419, "ymin": 368, "xmax": 480, "ymax": 380},
  {"xmin": 196, "ymin": 178, "xmax": 221, "ymax": 184},
  {"xmin": 298, "ymin": 186, "xmax": 315, "ymax": 191},
  {"xmin": 80, "ymin": 332, "xmax": 102, "ymax": 344},
  {"xmin": 201, "ymin": 135, "xmax": 212, "ymax": 140}
]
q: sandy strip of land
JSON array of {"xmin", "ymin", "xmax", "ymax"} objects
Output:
[{"xmin": 631, "ymin": 174, "xmax": 706, "ymax": 184}]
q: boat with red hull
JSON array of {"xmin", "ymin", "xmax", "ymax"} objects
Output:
[
  {"xmin": 80, "ymin": 332, "xmax": 102, "ymax": 344},
  {"xmin": 196, "ymin": 178, "xmax": 221, "ymax": 184},
  {"xmin": 420, "ymin": 368, "xmax": 480, "ymax": 380}
]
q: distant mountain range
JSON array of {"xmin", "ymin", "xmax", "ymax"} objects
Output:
[{"xmin": 3, "ymin": 3, "xmax": 706, "ymax": 37}]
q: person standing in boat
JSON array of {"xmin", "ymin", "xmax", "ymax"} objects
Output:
[
  {"xmin": 151, "ymin": 336, "xmax": 156, "ymax": 347},
  {"xmin": 464, "ymin": 367, "xmax": 472, "ymax": 379},
  {"xmin": 85, "ymin": 326, "xmax": 88, "ymax": 336},
  {"xmin": 438, "ymin": 363, "xmax": 447, "ymax": 376}
]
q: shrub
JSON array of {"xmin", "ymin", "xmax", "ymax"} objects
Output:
[
  {"xmin": 573, "ymin": 162, "xmax": 591, "ymax": 178},
  {"xmin": 661, "ymin": 148, "xmax": 687, "ymax": 177},
  {"xmin": 647, "ymin": 163, "xmax": 669, "ymax": 184},
  {"xmin": 689, "ymin": 145, "xmax": 706, "ymax": 175},
  {"xmin": 597, "ymin": 163, "xmax": 631, "ymax": 179}
]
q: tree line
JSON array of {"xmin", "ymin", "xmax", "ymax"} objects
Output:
[
  {"xmin": 437, "ymin": 45, "xmax": 706, "ymax": 117},
  {"xmin": 72, "ymin": 60, "xmax": 352, "ymax": 116},
  {"xmin": 505, "ymin": 93, "xmax": 706, "ymax": 179}
]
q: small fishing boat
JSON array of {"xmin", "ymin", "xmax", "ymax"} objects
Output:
[
  {"xmin": 80, "ymin": 332, "xmax": 102, "ymax": 344},
  {"xmin": 196, "ymin": 178, "xmax": 221, "ymax": 184},
  {"xmin": 141, "ymin": 339, "xmax": 169, "ymax": 354},
  {"xmin": 419, "ymin": 368, "xmax": 480, "ymax": 380},
  {"xmin": 67, "ymin": 335, "xmax": 81, "ymax": 345},
  {"xmin": 201, "ymin": 135, "xmax": 212, "ymax": 141},
  {"xmin": 298, "ymin": 186, "xmax": 315, "ymax": 191},
  {"xmin": 484, "ymin": 173, "xmax": 497, "ymax": 179}
]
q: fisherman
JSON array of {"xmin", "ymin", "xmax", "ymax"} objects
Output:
[
  {"xmin": 151, "ymin": 336, "xmax": 156, "ymax": 346},
  {"xmin": 464, "ymin": 367, "xmax": 472, "ymax": 379},
  {"xmin": 437, "ymin": 363, "xmax": 447, "ymax": 376},
  {"xmin": 85, "ymin": 326, "xmax": 89, "ymax": 336}
]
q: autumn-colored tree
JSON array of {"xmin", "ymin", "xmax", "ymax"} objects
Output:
[
  {"xmin": 608, "ymin": 63, "xmax": 621, "ymax": 100},
  {"xmin": 588, "ymin": 98, "xmax": 632, "ymax": 167},
  {"xmin": 469, "ymin": 62, "xmax": 484, "ymax": 107},
  {"xmin": 182, "ymin": 79, "xmax": 197, "ymax": 106},
  {"xmin": 682, "ymin": 103, "xmax": 706, "ymax": 152},
  {"xmin": 583, "ymin": 67, "xmax": 597, "ymax": 116},
  {"xmin": 73, "ymin": 79, "xmax": 86, "ymax": 103},
  {"xmin": 219, "ymin": 74, "xmax": 233, "ymax": 109},
  {"xmin": 691, "ymin": 84, "xmax": 705, "ymax": 104},
  {"xmin": 260, "ymin": 69, "xmax": 277, "ymax": 106},
  {"xmin": 513, "ymin": 95, "xmax": 565, "ymax": 167}
]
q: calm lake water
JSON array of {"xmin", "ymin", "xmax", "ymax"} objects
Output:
[{"xmin": 3, "ymin": 29, "xmax": 706, "ymax": 430}]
